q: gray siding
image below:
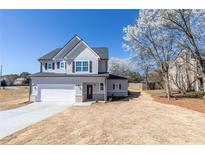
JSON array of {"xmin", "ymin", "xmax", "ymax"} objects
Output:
[
  {"xmin": 98, "ymin": 59, "xmax": 107, "ymax": 73},
  {"xmin": 107, "ymin": 79, "xmax": 128, "ymax": 96},
  {"xmin": 31, "ymin": 76, "xmax": 106, "ymax": 102},
  {"xmin": 41, "ymin": 42, "xmax": 99, "ymax": 75},
  {"xmin": 65, "ymin": 42, "xmax": 99, "ymax": 74}
]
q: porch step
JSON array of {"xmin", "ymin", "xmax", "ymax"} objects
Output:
[{"xmin": 73, "ymin": 102, "xmax": 93, "ymax": 106}]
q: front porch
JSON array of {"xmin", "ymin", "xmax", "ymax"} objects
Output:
[{"xmin": 77, "ymin": 81, "xmax": 107, "ymax": 103}]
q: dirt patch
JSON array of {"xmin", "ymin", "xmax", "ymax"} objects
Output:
[
  {"xmin": 0, "ymin": 87, "xmax": 30, "ymax": 111},
  {"xmin": 148, "ymin": 90, "xmax": 205, "ymax": 113},
  {"xmin": 0, "ymin": 90, "xmax": 205, "ymax": 144}
]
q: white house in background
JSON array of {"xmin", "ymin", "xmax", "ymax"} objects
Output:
[
  {"xmin": 30, "ymin": 35, "xmax": 128, "ymax": 104},
  {"xmin": 169, "ymin": 50, "xmax": 205, "ymax": 92}
]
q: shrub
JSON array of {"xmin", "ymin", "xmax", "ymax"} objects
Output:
[{"xmin": 1, "ymin": 79, "xmax": 6, "ymax": 89}]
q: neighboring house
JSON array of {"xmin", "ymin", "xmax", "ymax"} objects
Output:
[
  {"xmin": 13, "ymin": 77, "xmax": 25, "ymax": 85},
  {"xmin": 30, "ymin": 35, "xmax": 128, "ymax": 104},
  {"xmin": 0, "ymin": 74, "xmax": 18, "ymax": 86},
  {"xmin": 169, "ymin": 50, "xmax": 205, "ymax": 92}
]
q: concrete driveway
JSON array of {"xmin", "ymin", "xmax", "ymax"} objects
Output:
[{"xmin": 0, "ymin": 102, "xmax": 70, "ymax": 139}]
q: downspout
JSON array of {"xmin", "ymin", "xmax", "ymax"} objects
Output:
[{"xmin": 29, "ymin": 77, "xmax": 32, "ymax": 103}]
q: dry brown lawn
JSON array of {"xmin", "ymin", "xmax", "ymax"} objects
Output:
[
  {"xmin": 148, "ymin": 90, "xmax": 205, "ymax": 113},
  {"xmin": 0, "ymin": 87, "xmax": 30, "ymax": 111},
  {"xmin": 1, "ymin": 90, "xmax": 205, "ymax": 144}
]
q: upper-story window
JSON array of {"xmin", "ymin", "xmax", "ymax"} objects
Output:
[
  {"xmin": 48, "ymin": 63, "xmax": 52, "ymax": 69},
  {"xmin": 75, "ymin": 61, "xmax": 89, "ymax": 72},
  {"xmin": 60, "ymin": 61, "xmax": 65, "ymax": 69}
]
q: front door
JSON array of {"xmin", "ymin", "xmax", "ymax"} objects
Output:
[{"xmin": 87, "ymin": 85, "xmax": 93, "ymax": 99}]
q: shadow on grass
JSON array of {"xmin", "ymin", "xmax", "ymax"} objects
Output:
[
  {"xmin": 107, "ymin": 91, "xmax": 141, "ymax": 102},
  {"xmin": 129, "ymin": 91, "xmax": 141, "ymax": 99},
  {"xmin": 149, "ymin": 90, "xmax": 202, "ymax": 100}
]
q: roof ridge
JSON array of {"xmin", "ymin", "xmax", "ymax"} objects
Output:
[{"xmin": 53, "ymin": 35, "xmax": 81, "ymax": 59}]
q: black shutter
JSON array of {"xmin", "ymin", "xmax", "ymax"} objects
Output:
[
  {"xmin": 119, "ymin": 84, "xmax": 121, "ymax": 90},
  {"xmin": 52, "ymin": 63, "xmax": 55, "ymax": 70},
  {"xmin": 72, "ymin": 61, "xmax": 75, "ymax": 73},
  {"xmin": 45, "ymin": 63, "xmax": 47, "ymax": 70},
  {"xmin": 113, "ymin": 84, "xmax": 115, "ymax": 90},
  {"xmin": 90, "ymin": 61, "xmax": 92, "ymax": 73}
]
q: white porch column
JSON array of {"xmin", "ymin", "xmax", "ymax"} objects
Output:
[{"xmin": 104, "ymin": 78, "xmax": 107, "ymax": 102}]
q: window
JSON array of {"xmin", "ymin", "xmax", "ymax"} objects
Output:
[
  {"xmin": 75, "ymin": 61, "xmax": 89, "ymax": 72},
  {"xmin": 113, "ymin": 83, "xmax": 122, "ymax": 90},
  {"xmin": 76, "ymin": 61, "xmax": 81, "ymax": 72},
  {"xmin": 113, "ymin": 84, "xmax": 115, "ymax": 90},
  {"xmin": 83, "ymin": 61, "xmax": 88, "ymax": 71},
  {"xmin": 100, "ymin": 83, "xmax": 104, "ymax": 91},
  {"xmin": 48, "ymin": 63, "xmax": 52, "ymax": 69},
  {"xmin": 115, "ymin": 83, "xmax": 119, "ymax": 89},
  {"xmin": 57, "ymin": 62, "xmax": 60, "ymax": 69},
  {"xmin": 60, "ymin": 62, "xmax": 65, "ymax": 69}
]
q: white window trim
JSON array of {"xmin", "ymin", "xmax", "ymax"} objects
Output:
[{"xmin": 75, "ymin": 60, "xmax": 89, "ymax": 73}]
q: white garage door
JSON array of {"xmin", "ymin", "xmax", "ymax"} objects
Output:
[{"xmin": 39, "ymin": 84, "xmax": 75, "ymax": 103}]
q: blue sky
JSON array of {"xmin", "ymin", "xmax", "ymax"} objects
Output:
[{"xmin": 0, "ymin": 10, "xmax": 138, "ymax": 75}]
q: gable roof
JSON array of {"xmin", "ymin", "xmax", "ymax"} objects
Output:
[
  {"xmin": 38, "ymin": 48, "xmax": 62, "ymax": 60},
  {"xmin": 38, "ymin": 35, "xmax": 108, "ymax": 61},
  {"xmin": 54, "ymin": 35, "xmax": 82, "ymax": 60},
  {"xmin": 92, "ymin": 47, "xmax": 108, "ymax": 60}
]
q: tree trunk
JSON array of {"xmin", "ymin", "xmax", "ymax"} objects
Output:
[
  {"xmin": 145, "ymin": 73, "xmax": 149, "ymax": 90},
  {"xmin": 164, "ymin": 71, "xmax": 171, "ymax": 100}
]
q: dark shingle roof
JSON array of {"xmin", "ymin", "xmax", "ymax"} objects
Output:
[
  {"xmin": 92, "ymin": 47, "xmax": 108, "ymax": 59},
  {"xmin": 30, "ymin": 72, "xmax": 109, "ymax": 77},
  {"xmin": 107, "ymin": 74, "xmax": 127, "ymax": 80},
  {"xmin": 38, "ymin": 36, "xmax": 109, "ymax": 61},
  {"xmin": 38, "ymin": 48, "xmax": 62, "ymax": 60}
]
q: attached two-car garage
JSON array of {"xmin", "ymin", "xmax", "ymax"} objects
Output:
[{"xmin": 39, "ymin": 84, "xmax": 75, "ymax": 104}]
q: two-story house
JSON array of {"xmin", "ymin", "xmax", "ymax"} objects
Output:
[
  {"xmin": 30, "ymin": 35, "xmax": 128, "ymax": 104},
  {"xmin": 169, "ymin": 50, "xmax": 204, "ymax": 92}
]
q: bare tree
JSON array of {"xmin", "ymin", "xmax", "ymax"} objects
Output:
[
  {"xmin": 157, "ymin": 10, "xmax": 205, "ymax": 93},
  {"xmin": 169, "ymin": 50, "xmax": 198, "ymax": 94},
  {"xmin": 132, "ymin": 52, "xmax": 154, "ymax": 90},
  {"xmin": 108, "ymin": 58, "xmax": 143, "ymax": 82},
  {"xmin": 123, "ymin": 10, "xmax": 177, "ymax": 100}
]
